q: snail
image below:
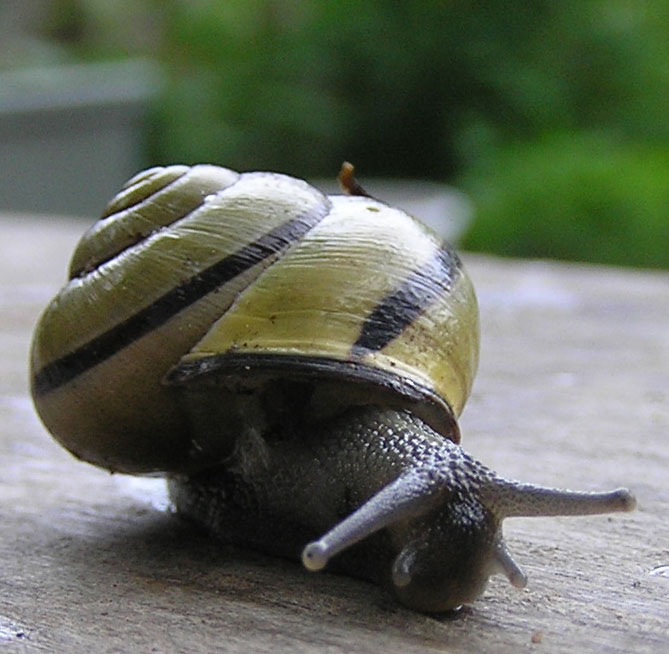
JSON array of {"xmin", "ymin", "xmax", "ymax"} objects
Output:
[{"xmin": 30, "ymin": 162, "xmax": 635, "ymax": 613}]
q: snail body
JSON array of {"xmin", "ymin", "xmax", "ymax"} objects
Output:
[{"xmin": 31, "ymin": 163, "xmax": 635, "ymax": 612}]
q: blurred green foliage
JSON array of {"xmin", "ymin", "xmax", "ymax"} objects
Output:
[
  {"xmin": 461, "ymin": 134, "xmax": 669, "ymax": 268},
  {"xmin": 17, "ymin": 0, "xmax": 669, "ymax": 267}
]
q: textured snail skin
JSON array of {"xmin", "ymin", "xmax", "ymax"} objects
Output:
[
  {"xmin": 30, "ymin": 164, "xmax": 635, "ymax": 613},
  {"xmin": 169, "ymin": 406, "xmax": 500, "ymax": 612}
]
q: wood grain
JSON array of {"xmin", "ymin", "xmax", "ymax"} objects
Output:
[{"xmin": 1, "ymin": 214, "xmax": 667, "ymax": 653}]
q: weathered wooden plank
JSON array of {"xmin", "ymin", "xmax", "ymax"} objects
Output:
[{"xmin": 1, "ymin": 215, "xmax": 667, "ymax": 653}]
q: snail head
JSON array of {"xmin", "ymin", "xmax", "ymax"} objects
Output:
[{"xmin": 303, "ymin": 442, "xmax": 635, "ymax": 612}]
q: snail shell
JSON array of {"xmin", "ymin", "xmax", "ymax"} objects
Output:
[{"xmin": 31, "ymin": 164, "xmax": 476, "ymax": 474}]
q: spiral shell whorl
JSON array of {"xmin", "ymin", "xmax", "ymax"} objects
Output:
[
  {"xmin": 31, "ymin": 166, "xmax": 332, "ymax": 472},
  {"xmin": 30, "ymin": 164, "xmax": 477, "ymax": 473},
  {"xmin": 69, "ymin": 165, "xmax": 240, "ymax": 278}
]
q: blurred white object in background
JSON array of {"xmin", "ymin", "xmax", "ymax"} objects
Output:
[{"xmin": 0, "ymin": 59, "xmax": 160, "ymax": 217}]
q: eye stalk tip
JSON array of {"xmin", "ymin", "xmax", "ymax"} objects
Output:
[
  {"xmin": 302, "ymin": 540, "xmax": 328, "ymax": 571},
  {"xmin": 391, "ymin": 548, "xmax": 415, "ymax": 588},
  {"xmin": 392, "ymin": 569, "xmax": 412, "ymax": 588},
  {"xmin": 509, "ymin": 568, "xmax": 528, "ymax": 589},
  {"xmin": 615, "ymin": 488, "xmax": 636, "ymax": 512},
  {"xmin": 495, "ymin": 540, "xmax": 528, "ymax": 589}
]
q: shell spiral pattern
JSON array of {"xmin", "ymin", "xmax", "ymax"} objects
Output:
[{"xmin": 30, "ymin": 164, "xmax": 478, "ymax": 474}]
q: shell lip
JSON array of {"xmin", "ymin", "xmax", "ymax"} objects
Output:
[{"xmin": 165, "ymin": 352, "xmax": 460, "ymax": 444}]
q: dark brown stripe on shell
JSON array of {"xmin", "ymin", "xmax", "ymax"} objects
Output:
[
  {"xmin": 353, "ymin": 246, "xmax": 461, "ymax": 353},
  {"xmin": 33, "ymin": 203, "xmax": 330, "ymax": 396}
]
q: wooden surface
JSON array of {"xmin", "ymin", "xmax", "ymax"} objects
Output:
[{"xmin": 1, "ymin": 214, "xmax": 668, "ymax": 653}]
